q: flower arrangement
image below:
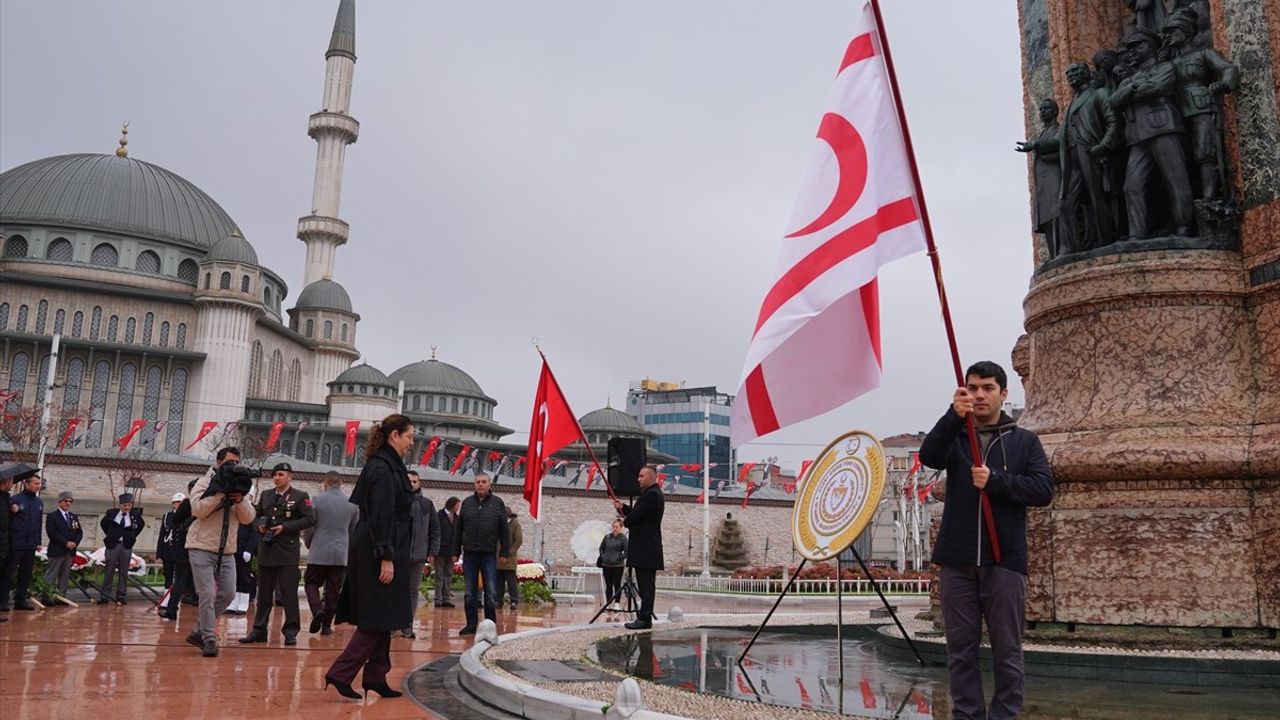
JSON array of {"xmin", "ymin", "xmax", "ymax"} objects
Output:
[{"xmin": 515, "ymin": 561, "xmax": 545, "ymax": 583}]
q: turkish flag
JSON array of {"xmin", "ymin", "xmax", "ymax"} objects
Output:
[
  {"xmin": 695, "ymin": 489, "xmax": 706, "ymax": 504},
  {"xmin": 585, "ymin": 464, "xmax": 599, "ymax": 491},
  {"xmin": 738, "ymin": 463, "xmax": 756, "ymax": 483},
  {"xmin": 487, "ymin": 450, "xmax": 502, "ymax": 467},
  {"xmin": 344, "ymin": 420, "xmax": 360, "ymax": 457},
  {"xmin": 184, "ymin": 421, "xmax": 218, "ymax": 451},
  {"xmin": 419, "ymin": 435, "xmax": 442, "ymax": 465},
  {"xmin": 449, "ymin": 445, "xmax": 471, "ymax": 475},
  {"xmin": 265, "ymin": 421, "xmax": 285, "ymax": 451},
  {"xmin": 524, "ymin": 356, "xmax": 588, "ymax": 520},
  {"xmin": 730, "ymin": 2, "xmax": 926, "ymax": 445},
  {"xmin": 799, "ymin": 459, "xmax": 814, "ymax": 480},
  {"xmin": 57, "ymin": 418, "xmax": 82, "ymax": 452},
  {"xmin": 741, "ymin": 481, "xmax": 757, "ymax": 509},
  {"xmin": 116, "ymin": 419, "xmax": 147, "ymax": 452}
]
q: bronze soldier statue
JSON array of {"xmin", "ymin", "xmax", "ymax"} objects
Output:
[
  {"xmin": 1058, "ymin": 63, "xmax": 1119, "ymax": 253},
  {"xmin": 1017, "ymin": 99, "xmax": 1063, "ymax": 258},
  {"xmin": 1125, "ymin": 0, "xmax": 1167, "ymax": 33},
  {"xmin": 1108, "ymin": 29, "xmax": 1196, "ymax": 239},
  {"xmin": 1163, "ymin": 9, "xmax": 1239, "ymax": 200}
]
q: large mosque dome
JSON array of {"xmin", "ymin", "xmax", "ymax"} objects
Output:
[
  {"xmin": 390, "ymin": 357, "xmax": 490, "ymax": 399},
  {"xmin": 0, "ymin": 153, "xmax": 239, "ymax": 250}
]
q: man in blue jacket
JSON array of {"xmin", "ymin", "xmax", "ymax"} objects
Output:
[
  {"xmin": 1, "ymin": 471, "xmax": 45, "ymax": 611},
  {"xmin": 920, "ymin": 361, "xmax": 1054, "ymax": 720}
]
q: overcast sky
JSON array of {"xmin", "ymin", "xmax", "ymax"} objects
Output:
[{"xmin": 1, "ymin": 1, "xmax": 1032, "ymax": 470}]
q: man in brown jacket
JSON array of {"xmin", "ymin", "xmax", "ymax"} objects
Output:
[
  {"xmin": 184, "ymin": 447, "xmax": 255, "ymax": 657},
  {"xmin": 495, "ymin": 510, "xmax": 523, "ymax": 611}
]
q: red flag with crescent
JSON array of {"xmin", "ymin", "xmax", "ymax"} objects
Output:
[
  {"xmin": 184, "ymin": 421, "xmax": 218, "ymax": 451},
  {"xmin": 449, "ymin": 445, "xmax": 471, "ymax": 475},
  {"xmin": 738, "ymin": 463, "xmax": 755, "ymax": 483},
  {"xmin": 419, "ymin": 435, "xmax": 442, "ymax": 465},
  {"xmin": 731, "ymin": 1, "xmax": 927, "ymax": 446},
  {"xmin": 524, "ymin": 356, "xmax": 589, "ymax": 520},
  {"xmin": 585, "ymin": 464, "xmax": 599, "ymax": 491},
  {"xmin": 265, "ymin": 421, "xmax": 285, "ymax": 451},
  {"xmin": 57, "ymin": 418, "xmax": 82, "ymax": 452},
  {"xmin": 487, "ymin": 450, "xmax": 502, "ymax": 466},
  {"xmin": 344, "ymin": 420, "xmax": 359, "ymax": 457},
  {"xmin": 116, "ymin": 419, "xmax": 147, "ymax": 452}
]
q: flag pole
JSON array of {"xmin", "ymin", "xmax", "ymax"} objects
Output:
[{"xmin": 868, "ymin": 0, "xmax": 1001, "ymax": 563}]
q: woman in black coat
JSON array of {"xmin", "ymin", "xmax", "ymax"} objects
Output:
[{"xmin": 325, "ymin": 414, "xmax": 417, "ymax": 700}]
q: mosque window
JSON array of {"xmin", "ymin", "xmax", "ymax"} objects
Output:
[
  {"xmin": 136, "ymin": 250, "xmax": 161, "ymax": 274},
  {"xmin": 451, "ymin": 397, "xmax": 458, "ymax": 413},
  {"xmin": 46, "ymin": 238, "xmax": 73, "ymax": 262},
  {"xmin": 341, "ymin": 324, "xmax": 348, "ymax": 342},
  {"xmin": 176, "ymin": 323, "xmax": 187, "ymax": 349},
  {"xmin": 62, "ymin": 358, "xmax": 84, "ymax": 414},
  {"xmin": 288, "ymin": 359, "xmax": 301, "ymax": 402},
  {"xmin": 305, "ymin": 319, "xmax": 314, "ymax": 337},
  {"xmin": 87, "ymin": 360, "xmax": 111, "ymax": 448},
  {"xmin": 91, "ymin": 243, "xmax": 119, "ymax": 267},
  {"xmin": 321, "ymin": 444, "xmax": 332, "ymax": 465},
  {"xmin": 324, "ymin": 320, "xmax": 333, "ymax": 339},
  {"xmin": 264, "ymin": 287, "xmax": 272, "ymax": 306},
  {"xmin": 412, "ymin": 395, "xmax": 421, "ymax": 411},
  {"xmin": 281, "ymin": 439, "xmax": 293, "ymax": 455},
  {"xmin": 426, "ymin": 396, "xmax": 435, "ymax": 412},
  {"xmin": 247, "ymin": 341, "xmax": 263, "ymax": 397},
  {"xmin": 308, "ymin": 442, "xmax": 318, "ymax": 462},
  {"xmin": 360, "ymin": 385, "xmax": 368, "ymax": 394},
  {"xmin": 115, "ymin": 363, "xmax": 137, "ymax": 439},
  {"xmin": 71, "ymin": 311, "xmax": 83, "ymax": 338},
  {"xmin": 178, "ymin": 259, "xmax": 199, "ymax": 284},
  {"xmin": 204, "ymin": 273, "xmax": 211, "ymax": 290},
  {"xmin": 241, "ymin": 275, "xmax": 251, "ymax": 293},
  {"xmin": 159, "ymin": 322, "xmax": 170, "ymax": 348},
  {"xmin": 219, "ymin": 272, "xmax": 231, "ymax": 290},
  {"xmin": 53, "ymin": 309, "xmax": 65, "ymax": 335},
  {"xmin": 143, "ymin": 313, "xmax": 154, "ymax": 345},
  {"xmin": 4, "ymin": 351, "xmax": 28, "ymax": 412},
  {"xmin": 356, "ymin": 445, "xmax": 365, "ymax": 464},
  {"xmin": 35, "ymin": 300, "xmax": 48, "ymax": 334},
  {"xmin": 125, "ymin": 317, "xmax": 137, "ymax": 343},
  {"xmin": 107, "ymin": 316, "xmax": 119, "ymax": 342},
  {"xmin": 0, "ymin": 303, "xmax": 10, "ymax": 331},
  {"xmin": 2, "ymin": 235, "xmax": 27, "ymax": 258},
  {"xmin": 90, "ymin": 307, "xmax": 102, "ymax": 340},
  {"xmin": 16, "ymin": 304, "xmax": 28, "ymax": 332},
  {"xmin": 142, "ymin": 365, "xmax": 163, "ymax": 446},
  {"xmin": 269, "ymin": 350, "xmax": 283, "ymax": 400},
  {"xmin": 166, "ymin": 368, "xmax": 188, "ymax": 453}
]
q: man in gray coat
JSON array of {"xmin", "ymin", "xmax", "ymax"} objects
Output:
[
  {"xmin": 401, "ymin": 471, "xmax": 440, "ymax": 638},
  {"xmin": 303, "ymin": 471, "xmax": 358, "ymax": 635}
]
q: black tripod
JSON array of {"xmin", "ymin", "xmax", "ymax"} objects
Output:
[{"xmin": 590, "ymin": 566, "xmax": 645, "ymax": 624}]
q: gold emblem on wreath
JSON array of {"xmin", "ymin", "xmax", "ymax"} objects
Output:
[{"xmin": 790, "ymin": 430, "xmax": 886, "ymax": 561}]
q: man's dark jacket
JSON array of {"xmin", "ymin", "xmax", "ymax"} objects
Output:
[
  {"xmin": 10, "ymin": 489, "xmax": 45, "ymax": 550},
  {"xmin": 408, "ymin": 494, "xmax": 441, "ymax": 564},
  {"xmin": 100, "ymin": 508, "xmax": 145, "ymax": 550},
  {"xmin": 919, "ymin": 408, "xmax": 1054, "ymax": 575},
  {"xmin": 46, "ymin": 508, "xmax": 83, "ymax": 558},
  {"xmin": 453, "ymin": 492, "xmax": 509, "ymax": 557},
  {"xmin": 253, "ymin": 486, "xmax": 316, "ymax": 566},
  {"xmin": 622, "ymin": 483, "xmax": 665, "ymax": 570},
  {"xmin": 437, "ymin": 507, "xmax": 457, "ymax": 558},
  {"xmin": 0, "ymin": 489, "xmax": 10, "ymax": 554}
]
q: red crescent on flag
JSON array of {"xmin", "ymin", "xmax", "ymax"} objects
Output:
[{"xmin": 786, "ymin": 113, "xmax": 869, "ymax": 238}]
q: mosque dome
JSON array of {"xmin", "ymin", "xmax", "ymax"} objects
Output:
[
  {"xmin": 332, "ymin": 363, "xmax": 391, "ymax": 387},
  {"xmin": 579, "ymin": 406, "xmax": 647, "ymax": 435},
  {"xmin": 0, "ymin": 153, "xmax": 239, "ymax": 250},
  {"xmin": 295, "ymin": 278, "xmax": 353, "ymax": 313},
  {"xmin": 205, "ymin": 231, "xmax": 258, "ymax": 265},
  {"xmin": 389, "ymin": 358, "xmax": 489, "ymax": 400}
]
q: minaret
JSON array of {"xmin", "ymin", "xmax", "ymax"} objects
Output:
[{"xmin": 298, "ymin": 0, "xmax": 358, "ymax": 288}]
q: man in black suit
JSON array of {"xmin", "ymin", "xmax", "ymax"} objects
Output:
[
  {"xmin": 434, "ymin": 497, "xmax": 459, "ymax": 608},
  {"xmin": 612, "ymin": 465, "xmax": 665, "ymax": 630},
  {"xmin": 44, "ymin": 491, "xmax": 83, "ymax": 600},
  {"xmin": 99, "ymin": 493, "xmax": 145, "ymax": 604}
]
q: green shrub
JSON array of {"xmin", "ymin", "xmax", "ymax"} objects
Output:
[{"xmin": 520, "ymin": 580, "xmax": 553, "ymax": 604}]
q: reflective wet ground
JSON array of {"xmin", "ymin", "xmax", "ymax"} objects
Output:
[{"xmin": 591, "ymin": 628, "xmax": 1280, "ymax": 719}]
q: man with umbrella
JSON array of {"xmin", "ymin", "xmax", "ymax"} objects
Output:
[{"xmin": 0, "ymin": 464, "xmax": 44, "ymax": 612}]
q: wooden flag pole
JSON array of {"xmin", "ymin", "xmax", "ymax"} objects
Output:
[{"xmin": 868, "ymin": 0, "xmax": 1001, "ymax": 564}]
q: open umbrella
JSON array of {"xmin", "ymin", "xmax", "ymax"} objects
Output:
[{"xmin": 0, "ymin": 462, "xmax": 40, "ymax": 482}]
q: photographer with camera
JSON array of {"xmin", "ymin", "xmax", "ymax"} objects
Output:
[
  {"xmin": 184, "ymin": 447, "xmax": 255, "ymax": 657},
  {"xmin": 240, "ymin": 462, "xmax": 314, "ymax": 646}
]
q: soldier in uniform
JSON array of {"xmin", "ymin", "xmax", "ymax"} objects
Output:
[
  {"xmin": 98, "ymin": 493, "xmax": 145, "ymax": 604},
  {"xmin": 239, "ymin": 462, "xmax": 315, "ymax": 646},
  {"xmin": 1016, "ymin": 99, "xmax": 1063, "ymax": 258},
  {"xmin": 1163, "ymin": 9, "xmax": 1239, "ymax": 200}
]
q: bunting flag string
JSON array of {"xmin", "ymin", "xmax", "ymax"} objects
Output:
[
  {"xmin": 56, "ymin": 418, "xmax": 82, "ymax": 452},
  {"xmin": 184, "ymin": 421, "xmax": 219, "ymax": 451},
  {"xmin": 448, "ymin": 445, "xmax": 471, "ymax": 475},
  {"xmin": 116, "ymin": 419, "xmax": 147, "ymax": 453},
  {"xmin": 419, "ymin": 435, "xmax": 442, "ymax": 466},
  {"xmin": 737, "ymin": 462, "xmax": 756, "ymax": 482},
  {"xmin": 265, "ymin": 421, "xmax": 286, "ymax": 452}
]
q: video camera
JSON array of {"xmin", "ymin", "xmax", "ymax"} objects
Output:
[{"xmin": 201, "ymin": 460, "xmax": 263, "ymax": 499}]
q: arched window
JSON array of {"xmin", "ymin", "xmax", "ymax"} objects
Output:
[
  {"xmin": 411, "ymin": 395, "xmax": 421, "ymax": 411},
  {"xmin": 240, "ymin": 275, "xmax": 250, "ymax": 293},
  {"xmin": 175, "ymin": 323, "xmax": 187, "ymax": 349},
  {"xmin": 71, "ymin": 311, "xmax": 83, "ymax": 337},
  {"xmin": 166, "ymin": 368, "xmax": 188, "ymax": 453},
  {"xmin": 203, "ymin": 273, "xmax": 211, "ymax": 290},
  {"xmin": 268, "ymin": 350, "xmax": 283, "ymax": 400},
  {"xmin": 15, "ymin": 304, "xmax": 29, "ymax": 332},
  {"xmin": 288, "ymin": 359, "xmax": 301, "ymax": 402},
  {"xmin": 125, "ymin": 317, "xmax": 137, "ymax": 343},
  {"xmin": 2, "ymin": 235, "xmax": 27, "ymax": 258},
  {"xmin": 89, "ymin": 306, "xmax": 102, "ymax": 340},
  {"xmin": 356, "ymin": 445, "xmax": 365, "ymax": 464},
  {"xmin": 0, "ymin": 303, "xmax": 9, "ymax": 331},
  {"xmin": 90, "ymin": 243, "xmax": 119, "ymax": 266},
  {"xmin": 115, "ymin": 363, "xmax": 137, "ymax": 443},
  {"xmin": 46, "ymin": 238, "xmax": 74, "ymax": 261},
  {"xmin": 219, "ymin": 272, "xmax": 231, "ymax": 290},
  {"xmin": 178, "ymin": 259, "xmax": 199, "ymax": 283},
  {"xmin": 107, "ymin": 315, "xmax": 119, "ymax": 342},
  {"xmin": 5, "ymin": 351, "xmax": 29, "ymax": 412},
  {"xmin": 426, "ymin": 396, "xmax": 435, "ymax": 412},
  {"xmin": 264, "ymin": 287, "xmax": 273, "ymax": 307},
  {"xmin": 61, "ymin": 358, "xmax": 84, "ymax": 414},
  {"xmin": 308, "ymin": 442, "xmax": 318, "ymax": 462},
  {"xmin": 305, "ymin": 319, "xmax": 314, "ymax": 337},
  {"xmin": 159, "ymin": 322, "xmax": 170, "ymax": 347},
  {"xmin": 281, "ymin": 439, "xmax": 293, "ymax": 456},
  {"xmin": 248, "ymin": 341, "xmax": 263, "ymax": 397},
  {"xmin": 451, "ymin": 397, "xmax": 458, "ymax": 413},
  {"xmin": 142, "ymin": 313, "xmax": 154, "ymax": 345},
  {"xmin": 135, "ymin": 250, "xmax": 161, "ymax": 274},
  {"xmin": 35, "ymin": 300, "xmax": 48, "ymax": 334},
  {"xmin": 87, "ymin": 360, "xmax": 111, "ymax": 448},
  {"xmin": 341, "ymin": 324, "xmax": 348, "ymax": 342},
  {"xmin": 142, "ymin": 365, "xmax": 163, "ymax": 446},
  {"xmin": 53, "ymin": 309, "xmax": 65, "ymax": 335},
  {"xmin": 323, "ymin": 320, "xmax": 333, "ymax": 339}
]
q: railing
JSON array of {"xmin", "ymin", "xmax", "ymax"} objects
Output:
[{"xmin": 655, "ymin": 575, "xmax": 930, "ymax": 595}]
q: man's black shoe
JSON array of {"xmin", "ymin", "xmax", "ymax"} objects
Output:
[
  {"xmin": 309, "ymin": 610, "xmax": 328, "ymax": 634},
  {"xmin": 458, "ymin": 626, "xmax": 476, "ymax": 636},
  {"xmin": 202, "ymin": 639, "xmax": 219, "ymax": 657},
  {"xmin": 320, "ymin": 625, "xmax": 333, "ymax": 636},
  {"xmin": 284, "ymin": 635, "xmax": 297, "ymax": 646},
  {"xmin": 441, "ymin": 601, "xmax": 456, "ymax": 608},
  {"xmin": 624, "ymin": 619, "xmax": 652, "ymax": 630},
  {"xmin": 185, "ymin": 630, "xmax": 203, "ymax": 648},
  {"xmin": 158, "ymin": 610, "xmax": 177, "ymax": 620},
  {"xmin": 13, "ymin": 601, "xmax": 37, "ymax": 611},
  {"xmin": 238, "ymin": 631, "xmax": 268, "ymax": 644}
]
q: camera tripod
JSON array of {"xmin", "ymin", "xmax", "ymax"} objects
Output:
[{"xmin": 589, "ymin": 567, "xmax": 647, "ymax": 624}]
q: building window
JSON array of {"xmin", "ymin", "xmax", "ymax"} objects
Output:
[
  {"xmin": 281, "ymin": 439, "xmax": 293, "ymax": 455},
  {"xmin": 218, "ymin": 272, "xmax": 231, "ymax": 290},
  {"xmin": 204, "ymin": 273, "xmax": 211, "ymax": 290},
  {"xmin": 176, "ymin": 323, "xmax": 187, "ymax": 349},
  {"xmin": 268, "ymin": 350, "xmax": 283, "ymax": 400},
  {"xmin": 61, "ymin": 357, "xmax": 84, "ymax": 414},
  {"xmin": 46, "ymin": 238, "xmax": 73, "ymax": 261},
  {"xmin": 159, "ymin": 321, "xmax": 170, "ymax": 347},
  {"xmin": 136, "ymin": 250, "xmax": 161, "ymax": 274},
  {"xmin": 88, "ymin": 360, "xmax": 111, "ymax": 448},
  {"xmin": 451, "ymin": 397, "xmax": 458, "ymax": 413},
  {"xmin": 324, "ymin": 320, "xmax": 333, "ymax": 339},
  {"xmin": 5, "ymin": 351, "xmax": 29, "ymax": 412},
  {"xmin": 308, "ymin": 442, "xmax": 318, "ymax": 462},
  {"xmin": 305, "ymin": 319, "xmax": 314, "ymax": 337},
  {"xmin": 341, "ymin": 324, "xmax": 348, "ymax": 342},
  {"xmin": 240, "ymin": 275, "xmax": 251, "ymax": 293},
  {"xmin": 124, "ymin": 317, "xmax": 136, "ymax": 343},
  {"xmin": 264, "ymin": 287, "xmax": 273, "ymax": 307},
  {"xmin": 71, "ymin": 311, "xmax": 83, "ymax": 337},
  {"xmin": 426, "ymin": 396, "xmax": 434, "ymax": 412},
  {"xmin": 140, "ymin": 313, "xmax": 154, "ymax": 345},
  {"xmin": 248, "ymin": 341, "xmax": 263, "ymax": 397},
  {"xmin": 53, "ymin": 309, "xmax": 65, "ymax": 335},
  {"xmin": 321, "ymin": 444, "xmax": 332, "ymax": 465},
  {"xmin": 166, "ymin": 368, "xmax": 187, "ymax": 453},
  {"xmin": 115, "ymin": 363, "xmax": 137, "ymax": 439},
  {"xmin": 411, "ymin": 395, "xmax": 421, "ymax": 411},
  {"xmin": 142, "ymin": 365, "xmax": 163, "ymax": 447},
  {"xmin": 16, "ymin": 304, "xmax": 28, "ymax": 332},
  {"xmin": 2, "ymin": 235, "xmax": 27, "ymax": 258},
  {"xmin": 178, "ymin": 259, "xmax": 199, "ymax": 284},
  {"xmin": 289, "ymin": 359, "xmax": 301, "ymax": 402},
  {"xmin": 104, "ymin": 315, "xmax": 118, "ymax": 342},
  {"xmin": 0, "ymin": 303, "xmax": 8, "ymax": 331},
  {"xmin": 89, "ymin": 306, "xmax": 102, "ymax": 340},
  {"xmin": 90, "ymin": 243, "xmax": 119, "ymax": 266},
  {"xmin": 35, "ymin": 300, "xmax": 48, "ymax": 334}
]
